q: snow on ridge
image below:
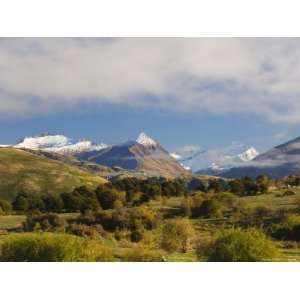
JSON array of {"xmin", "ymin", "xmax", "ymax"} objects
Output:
[
  {"xmin": 171, "ymin": 143, "xmax": 259, "ymax": 172},
  {"xmin": 170, "ymin": 153, "xmax": 181, "ymax": 160},
  {"xmin": 14, "ymin": 134, "xmax": 107, "ymax": 154},
  {"xmin": 15, "ymin": 135, "xmax": 70, "ymax": 150},
  {"xmin": 136, "ymin": 132, "xmax": 157, "ymax": 146}
]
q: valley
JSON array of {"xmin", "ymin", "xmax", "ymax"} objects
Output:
[{"xmin": 2, "ymin": 132, "xmax": 300, "ymax": 261}]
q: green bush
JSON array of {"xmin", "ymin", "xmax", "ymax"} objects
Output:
[
  {"xmin": 0, "ymin": 233, "xmax": 114, "ymax": 262},
  {"xmin": 270, "ymin": 214, "xmax": 300, "ymax": 241},
  {"xmin": 0, "ymin": 199, "xmax": 12, "ymax": 214},
  {"xmin": 206, "ymin": 228, "xmax": 279, "ymax": 262},
  {"xmin": 67, "ymin": 224, "xmax": 104, "ymax": 239},
  {"xmin": 161, "ymin": 218, "xmax": 195, "ymax": 253},
  {"xmin": 197, "ymin": 199, "xmax": 224, "ymax": 218}
]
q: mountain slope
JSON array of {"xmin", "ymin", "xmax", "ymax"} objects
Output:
[
  {"xmin": 0, "ymin": 148, "xmax": 106, "ymax": 202},
  {"xmin": 76, "ymin": 133, "xmax": 188, "ymax": 178},
  {"xmin": 220, "ymin": 136, "xmax": 300, "ymax": 179}
]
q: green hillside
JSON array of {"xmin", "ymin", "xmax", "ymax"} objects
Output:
[{"xmin": 0, "ymin": 148, "xmax": 106, "ymax": 202}]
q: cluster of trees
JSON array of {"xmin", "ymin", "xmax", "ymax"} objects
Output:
[
  {"xmin": 112, "ymin": 177, "xmax": 186, "ymax": 203},
  {"xmin": 192, "ymin": 175, "xmax": 272, "ymax": 197},
  {"xmin": 283, "ymin": 175, "xmax": 300, "ymax": 187},
  {"xmin": 71, "ymin": 206, "xmax": 159, "ymax": 243},
  {"xmin": 227, "ymin": 175, "xmax": 272, "ymax": 196},
  {"xmin": 182, "ymin": 192, "xmax": 240, "ymax": 219},
  {"xmin": 11, "ymin": 177, "xmax": 187, "ymax": 214}
]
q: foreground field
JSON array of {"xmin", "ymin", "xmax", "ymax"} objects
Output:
[{"xmin": 1, "ymin": 188, "xmax": 300, "ymax": 262}]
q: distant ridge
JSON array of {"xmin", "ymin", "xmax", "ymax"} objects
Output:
[{"xmin": 220, "ymin": 136, "xmax": 300, "ymax": 179}]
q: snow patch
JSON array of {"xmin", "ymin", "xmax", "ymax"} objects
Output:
[
  {"xmin": 238, "ymin": 147, "xmax": 259, "ymax": 162},
  {"xmin": 136, "ymin": 132, "xmax": 157, "ymax": 146}
]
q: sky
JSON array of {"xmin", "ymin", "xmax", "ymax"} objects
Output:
[{"xmin": 1, "ymin": 37, "xmax": 300, "ymax": 153}]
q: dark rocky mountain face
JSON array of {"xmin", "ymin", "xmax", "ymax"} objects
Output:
[
  {"xmin": 76, "ymin": 140, "xmax": 188, "ymax": 178},
  {"xmin": 220, "ymin": 137, "xmax": 300, "ymax": 179}
]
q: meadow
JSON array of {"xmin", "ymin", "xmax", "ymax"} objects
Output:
[{"xmin": 2, "ymin": 181, "xmax": 300, "ymax": 262}]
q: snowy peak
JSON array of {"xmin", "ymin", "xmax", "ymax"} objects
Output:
[
  {"xmin": 136, "ymin": 132, "xmax": 157, "ymax": 147},
  {"xmin": 238, "ymin": 147, "xmax": 259, "ymax": 162},
  {"xmin": 14, "ymin": 134, "xmax": 107, "ymax": 154}
]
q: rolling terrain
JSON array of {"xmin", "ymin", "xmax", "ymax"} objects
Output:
[{"xmin": 0, "ymin": 148, "xmax": 106, "ymax": 202}]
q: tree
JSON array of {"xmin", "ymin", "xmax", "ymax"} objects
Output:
[
  {"xmin": 13, "ymin": 192, "xmax": 29, "ymax": 212},
  {"xmin": 96, "ymin": 186, "xmax": 125, "ymax": 210},
  {"xmin": 43, "ymin": 194, "xmax": 64, "ymax": 212},
  {"xmin": 228, "ymin": 179, "xmax": 245, "ymax": 196},
  {"xmin": 256, "ymin": 175, "xmax": 272, "ymax": 193},
  {"xmin": 206, "ymin": 228, "xmax": 279, "ymax": 262},
  {"xmin": 197, "ymin": 199, "xmax": 224, "ymax": 218},
  {"xmin": 161, "ymin": 218, "xmax": 195, "ymax": 252},
  {"xmin": 23, "ymin": 213, "xmax": 66, "ymax": 232},
  {"xmin": 61, "ymin": 192, "xmax": 82, "ymax": 212}
]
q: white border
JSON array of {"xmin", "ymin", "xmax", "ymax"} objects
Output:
[
  {"xmin": 0, "ymin": 263, "xmax": 299, "ymax": 300},
  {"xmin": 0, "ymin": 0, "xmax": 299, "ymax": 36}
]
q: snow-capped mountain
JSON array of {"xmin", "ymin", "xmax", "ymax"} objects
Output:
[
  {"xmin": 14, "ymin": 134, "xmax": 107, "ymax": 154},
  {"xmin": 76, "ymin": 132, "xmax": 188, "ymax": 177},
  {"xmin": 171, "ymin": 142, "xmax": 259, "ymax": 174},
  {"xmin": 221, "ymin": 135, "xmax": 300, "ymax": 179}
]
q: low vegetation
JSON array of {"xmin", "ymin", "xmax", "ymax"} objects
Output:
[{"xmin": 1, "ymin": 174, "xmax": 300, "ymax": 261}]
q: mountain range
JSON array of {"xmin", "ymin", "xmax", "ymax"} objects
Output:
[
  {"xmin": 170, "ymin": 143, "xmax": 259, "ymax": 174},
  {"xmin": 1, "ymin": 132, "xmax": 188, "ymax": 178},
  {"xmin": 220, "ymin": 136, "xmax": 300, "ymax": 179},
  {"xmin": 3, "ymin": 132, "xmax": 300, "ymax": 180}
]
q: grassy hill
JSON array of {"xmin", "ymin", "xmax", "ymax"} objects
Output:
[{"xmin": 0, "ymin": 148, "xmax": 106, "ymax": 202}]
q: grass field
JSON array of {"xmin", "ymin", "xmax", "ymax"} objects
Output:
[
  {"xmin": 1, "ymin": 189, "xmax": 300, "ymax": 261},
  {"xmin": 0, "ymin": 213, "xmax": 79, "ymax": 231}
]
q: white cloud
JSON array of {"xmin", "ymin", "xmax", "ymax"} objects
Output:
[{"xmin": 1, "ymin": 37, "xmax": 300, "ymax": 122}]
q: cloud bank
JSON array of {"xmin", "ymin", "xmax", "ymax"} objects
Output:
[{"xmin": 1, "ymin": 37, "xmax": 300, "ymax": 122}]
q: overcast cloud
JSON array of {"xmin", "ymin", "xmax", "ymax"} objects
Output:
[{"xmin": 1, "ymin": 37, "xmax": 300, "ymax": 123}]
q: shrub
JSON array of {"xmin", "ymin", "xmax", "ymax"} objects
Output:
[
  {"xmin": 270, "ymin": 214, "xmax": 300, "ymax": 241},
  {"xmin": 161, "ymin": 218, "xmax": 195, "ymax": 252},
  {"xmin": 0, "ymin": 199, "xmax": 12, "ymax": 214},
  {"xmin": 67, "ymin": 224, "xmax": 104, "ymax": 239},
  {"xmin": 0, "ymin": 233, "xmax": 114, "ymax": 262},
  {"xmin": 206, "ymin": 228, "xmax": 279, "ymax": 262},
  {"xmin": 283, "ymin": 190, "xmax": 296, "ymax": 197}
]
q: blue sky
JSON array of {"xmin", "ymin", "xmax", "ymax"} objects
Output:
[
  {"xmin": 1, "ymin": 102, "xmax": 298, "ymax": 153},
  {"xmin": 1, "ymin": 38, "xmax": 300, "ymax": 153}
]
